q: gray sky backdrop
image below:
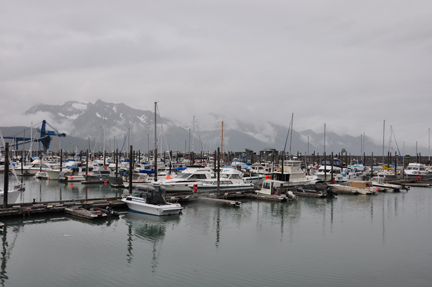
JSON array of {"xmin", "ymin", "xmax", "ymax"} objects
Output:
[{"xmin": 1, "ymin": 0, "xmax": 431, "ymax": 151}]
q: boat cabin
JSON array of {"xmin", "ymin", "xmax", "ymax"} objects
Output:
[
  {"xmin": 133, "ymin": 184, "xmax": 168, "ymax": 205},
  {"xmin": 405, "ymin": 163, "xmax": 428, "ymax": 175},
  {"xmin": 259, "ymin": 179, "xmax": 289, "ymax": 195}
]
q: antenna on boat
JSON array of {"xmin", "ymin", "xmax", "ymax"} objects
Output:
[{"xmin": 283, "ymin": 113, "xmax": 294, "ymax": 159}]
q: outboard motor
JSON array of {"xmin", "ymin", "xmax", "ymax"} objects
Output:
[{"xmin": 326, "ymin": 186, "xmax": 337, "ymax": 198}]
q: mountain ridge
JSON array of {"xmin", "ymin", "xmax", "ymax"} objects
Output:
[{"xmin": 1, "ymin": 99, "xmax": 394, "ymax": 155}]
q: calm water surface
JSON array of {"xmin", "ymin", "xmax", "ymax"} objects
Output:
[{"xmin": 1, "ymin": 176, "xmax": 432, "ymax": 287}]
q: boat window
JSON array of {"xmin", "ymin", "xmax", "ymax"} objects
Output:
[
  {"xmin": 219, "ymin": 181, "xmax": 232, "ymax": 184},
  {"xmin": 191, "ymin": 174, "xmax": 207, "ymax": 179},
  {"xmin": 263, "ymin": 182, "xmax": 271, "ymax": 189},
  {"xmin": 230, "ymin": 174, "xmax": 241, "ymax": 179},
  {"xmin": 177, "ymin": 173, "xmax": 191, "ymax": 179},
  {"xmin": 133, "ymin": 191, "xmax": 146, "ymax": 197}
]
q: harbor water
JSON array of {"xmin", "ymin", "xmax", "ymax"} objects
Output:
[{"xmin": 1, "ymin": 176, "xmax": 432, "ymax": 287}]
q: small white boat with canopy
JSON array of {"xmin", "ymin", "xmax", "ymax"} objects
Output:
[{"xmin": 122, "ymin": 184, "xmax": 182, "ymax": 216}]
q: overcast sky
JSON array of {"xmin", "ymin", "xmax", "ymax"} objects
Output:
[{"xmin": 1, "ymin": 0, "xmax": 431, "ymax": 151}]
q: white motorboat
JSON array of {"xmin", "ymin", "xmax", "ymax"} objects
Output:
[
  {"xmin": 122, "ymin": 184, "xmax": 182, "ymax": 216},
  {"xmin": 405, "ymin": 163, "xmax": 428, "ymax": 177},
  {"xmin": 370, "ymin": 176, "xmax": 402, "ymax": 192},
  {"xmin": 241, "ymin": 171, "xmax": 266, "ymax": 186},
  {"xmin": 35, "ymin": 171, "xmax": 49, "ymax": 179},
  {"xmin": 257, "ymin": 179, "xmax": 296, "ymax": 199},
  {"xmin": 316, "ymin": 165, "xmax": 344, "ymax": 182},
  {"xmin": 59, "ymin": 166, "xmax": 86, "ymax": 182},
  {"xmin": 192, "ymin": 179, "xmax": 255, "ymax": 193},
  {"xmin": 123, "ymin": 172, "xmax": 149, "ymax": 187},
  {"xmin": 45, "ymin": 169, "xmax": 61, "ymax": 180},
  {"xmin": 158, "ymin": 166, "xmax": 213, "ymax": 186},
  {"xmin": 328, "ymin": 180, "xmax": 377, "ymax": 195},
  {"xmin": 272, "ymin": 159, "xmax": 316, "ymax": 186},
  {"xmin": 17, "ymin": 161, "xmax": 52, "ymax": 176}
]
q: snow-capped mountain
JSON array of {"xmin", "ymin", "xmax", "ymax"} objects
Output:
[{"xmin": 23, "ymin": 100, "xmax": 382, "ymax": 154}]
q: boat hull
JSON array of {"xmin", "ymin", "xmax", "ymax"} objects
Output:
[
  {"xmin": 0, "ymin": 189, "xmax": 21, "ymax": 205},
  {"xmin": 194, "ymin": 184, "xmax": 255, "ymax": 193},
  {"xmin": 45, "ymin": 169, "xmax": 61, "ymax": 180},
  {"xmin": 122, "ymin": 197, "xmax": 182, "ymax": 216}
]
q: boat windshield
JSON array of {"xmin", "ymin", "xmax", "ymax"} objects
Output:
[
  {"xmin": 176, "ymin": 173, "xmax": 192, "ymax": 179},
  {"xmin": 133, "ymin": 190, "xmax": 147, "ymax": 198}
]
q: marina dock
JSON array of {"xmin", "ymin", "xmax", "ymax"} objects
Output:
[
  {"xmin": 0, "ymin": 197, "xmax": 125, "ymax": 220},
  {"xmin": 0, "ymin": 187, "xmax": 299, "ymax": 219}
]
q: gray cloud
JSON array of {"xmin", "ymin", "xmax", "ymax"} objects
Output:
[{"xmin": 1, "ymin": 0, "xmax": 432, "ymax": 152}]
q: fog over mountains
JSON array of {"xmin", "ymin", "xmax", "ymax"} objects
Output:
[{"xmin": 1, "ymin": 100, "xmax": 409, "ymax": 156}]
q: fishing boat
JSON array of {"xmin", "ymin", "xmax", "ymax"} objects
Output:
[
  {"xmin": 241, "ymin": 170, "xmax": 266, "ymax": 186},
  {"xmin": 258, "ymin": 179, "xmax": 296, "ymax": 199},
  {"xmin": 272, "ymin": 159, "xmax": 316, "ymax": 186},
  {"xmin": 122, "ymin": 184, "xmax": 182, "ymax": 216}
]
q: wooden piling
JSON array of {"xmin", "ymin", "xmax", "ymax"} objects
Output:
[{"xmin": 3, "ymin": 143, "xmax": 9, "ymax": 208}]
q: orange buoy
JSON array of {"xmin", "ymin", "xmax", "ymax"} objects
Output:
[{"xmin": 104, "ymin": 181, "xmax": 107, "ymax": 185}]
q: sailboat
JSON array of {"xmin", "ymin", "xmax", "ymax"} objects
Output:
[{"xmin": 0, "ymin": 182, "xmax": 21, "ymax": 205}]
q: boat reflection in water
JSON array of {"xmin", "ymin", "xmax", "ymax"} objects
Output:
[{"xmin": 123, "ymin": 211, "xmax": 181, "ymax": 271}]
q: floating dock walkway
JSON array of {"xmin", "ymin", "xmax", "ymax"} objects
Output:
[{"xmin": 0, "ymin": 188, "xmax": 297, "ymax": 219}]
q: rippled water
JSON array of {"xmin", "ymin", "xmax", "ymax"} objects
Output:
[{"xmin": 1, "ymin": 176, "xmax": 432, "ymax": 287}]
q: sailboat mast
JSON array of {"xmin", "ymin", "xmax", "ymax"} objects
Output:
[
  {"xmin": 221, "ymin": 121, "xmax": 224, "ymax": 158},
  {"xmin": 154, "ymin": 102, "xmax": 157, "ymax": 152},
  {"xmin": 103, "ymin": 122, "xmax": 106, "ymax": 164},
  {"xmin": 30, "ymin": 122, "xmax": 33, "ymax": 159},
  {"xmin": 192, "ymin": 116, "xmax": 195, "ymax": 154},
  {"xmin": 154, "ymin": 102, "xmax": 158, "ymax": 181},
  {"xmin": 289, "ymin": 113, "xmax": 294, "ymax": 158},
  {"xmin": 324, "ymin": 123, "xmax": 326, "ymax": 155},
  {"xmin": 382, "ymin": 120, "xmax": 385, "ymax": 163}
]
